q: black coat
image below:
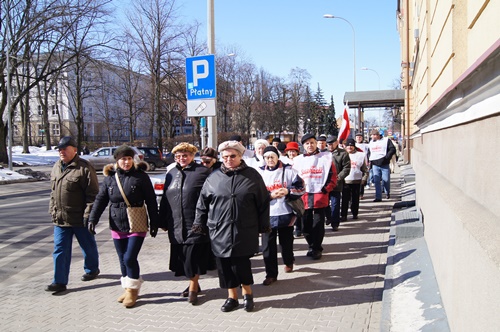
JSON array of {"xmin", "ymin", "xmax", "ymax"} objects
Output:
[
  {"xmin": 89, "ymin": 162, "xmax": 159, "ymax": 232},
  {"xmin": 193, "ymin": 164, "xmax": 270, "ymax": 258},
  {"xmin": 159, "ymin": 162, "xmax": 211, "ymax": 245}
]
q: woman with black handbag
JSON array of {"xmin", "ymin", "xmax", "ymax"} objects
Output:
[
  {"xmin": 89, "ymin": 145, "xmax": 159, "ymax": 308},
  {"xmin": 259, "ymin": 146, "xmax": 305, "ymax": 286}
]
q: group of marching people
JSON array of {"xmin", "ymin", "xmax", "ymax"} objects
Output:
[{"xmin": 46, "ymin": 130, "xmax": 396, "ymax": 313}]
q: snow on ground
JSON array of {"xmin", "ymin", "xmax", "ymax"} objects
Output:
[{"xmin": 0, "ymin": 146, "xmax": 59, "ymax": 181}]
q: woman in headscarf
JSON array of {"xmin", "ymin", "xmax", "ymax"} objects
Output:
[
  {"xmin": 247, "ymin": 138, "xmax": 269, "ymax": 170},
  {"xmin": 192, "ymin": 140, "xmax": 270, "ymax": 312}
]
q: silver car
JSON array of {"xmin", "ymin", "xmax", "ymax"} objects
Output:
[{"xmin": 82, "ymin": 146, "xmax": 144, "ymax": 170}]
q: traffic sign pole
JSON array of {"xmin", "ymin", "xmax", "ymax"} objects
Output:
[{"xmin": 207, "ymin": 0, "xmax": 217, "ymax": 149}]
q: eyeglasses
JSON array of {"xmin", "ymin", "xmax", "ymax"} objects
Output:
[
  {"xmin": 201, "ymin": 158, "xmax": 213, "ymax": 164},
  {"xmin": 175, "ymin": 154, "xmax": 190, "ymax": 159},
  {"xmin": 221, "ymin": 154, "xmax": 238, "ymax": 160}
]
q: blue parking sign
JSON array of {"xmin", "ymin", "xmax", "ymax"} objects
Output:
[{"xmin": 186, "ymin": 55, "xmax": 216, "ymax": 100}]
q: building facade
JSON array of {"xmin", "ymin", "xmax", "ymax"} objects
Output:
[{"xmin": 398, "ymin": 0, "xmax": 500, "ymax": 330}]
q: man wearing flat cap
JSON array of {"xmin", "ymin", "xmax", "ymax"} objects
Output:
[
  {"xmin": 317, "ymin": 134, "xmax": 328, "ymax": 152},
  {"xmin": 292, "ymin": 134, "xmax": 337, "ymax": 260},
  {"xmin": 367, "ymin": 129, "xmax": 396, "ymax": 202},
  {"xmin": 46, "ymin": 136, "xmax": 100, "ymax": 293}
]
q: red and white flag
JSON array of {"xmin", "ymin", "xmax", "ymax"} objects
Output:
[{"xmin": 338, "ymin": 103, "xmax": 351, "ymax": 142}]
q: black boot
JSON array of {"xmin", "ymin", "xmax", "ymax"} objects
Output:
[{"xmin": 243, "ymin": 294, "xmax": 254, "ymax": 312}]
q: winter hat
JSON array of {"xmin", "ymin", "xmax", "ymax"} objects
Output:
[
  {"xmin": 263, "ymin": 146, "xmax": 279, "ymax": 158},
  {"xmin": 326, "ymin": 135, "xmax": 338, "ymax": 143},
  {"xmin": 301, "ymin": 133, "xmax": 316, "ymax": 144},
  {"xmin": 56, "ymin": 136, "xmax": 77, "ymax": 149},
  {"xmin": 285, "ymin": 141, "xmax": 300, "ymax": 153},
  {"xmin": 272, "ymin": 137, "xmax": 281, "ymax": 143},
  {"xmin": 200, "ymin": 147, "xmax": 217, "ymax": 159},
  {"xmin": 172, "ymin": 142, "xmax": 198, "ymax": 155},
  {"xmin": 218, "ymin": 140, "xmax": 245, "ymax": 155},
  {"xmin": 345, "ymin": 138, "xmax": 356, "ymax": 147},
  {"xmin": 113, "ymin": 145, "xmax": 136, "ymax": 160},
  {"xmin": 229, "ymin": 135, "xmax": 242, "ymax": 142},
  {"xmin": 277, "ymin": 142, "xmax": 287, "ymax": 153},
  {"xmin": 317, "ymin": 134, "xmax": 327, "ymax": 142}
]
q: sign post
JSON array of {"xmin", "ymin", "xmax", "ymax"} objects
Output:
[{"xmin": 186, "ymin": 54, "xmax": 217, "ymax": 149}]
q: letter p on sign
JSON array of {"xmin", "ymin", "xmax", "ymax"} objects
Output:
[{"xmin": 192, "ymin": 60, "xmax": 209, "ymax": 86}]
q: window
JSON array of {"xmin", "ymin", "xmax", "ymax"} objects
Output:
[
  {"xmin": 185, "ymin": 117, "xmax": 192, "ymax": 124},
  {"xmin": 88, "ymin": 107, "xmax": 93, "ymax": 117},
  {"xmin": 51, "ymin": 105, "xmax": 57, "ymax": 115},
  {"xmin": 38, "ymin": 105, "xmax": 42, "ymax": 115},
  {"xmin": 51, "ymin": 123, "xmax": 60, "ymax": 136}
]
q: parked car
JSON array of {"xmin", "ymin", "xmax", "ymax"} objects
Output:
[
  {"xmin": 81, "ymin": 146, "xmax": 144, "ymax": 170},
  {"xmin": 137, "ymin": 147, "xmax": 166, "ymax": 171}
]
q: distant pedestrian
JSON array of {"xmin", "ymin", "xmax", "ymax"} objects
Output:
[
  {"xmin": 199, "ymin": 146, "xmax": 221, "ymax": 171},
  {"xmin": 388, "ymin": 137, "xmax": 401, "ymax": 173},
  {"xmin": 89, "ymin": 145, "xmax": 159, "ymax": 308},
  {"xmin": 82, "ymin": 145, "xmax": 90, "ymax": 155},
  {"xmin": 284, "ymin": 141, "xmax": 304, "ymax": 237},
  {"xmin": 317, "ymin": 134, "xmax": 328, "ymax": 152},
  {"xmin": 46, "ymin": 136, "xmax": 100, "ymax": 294},
  {"xmin": 342, "ymin": 138, "xmax": 368, "ymax": 219},
  {"xmin": 367, "ymin": 129, "xmax": 396, "ymax": 202},
  {"xmin": 247, "ymin": 138, "xmax": 269, "ymax": 170},
  {"xmin": 259, "ymin": 146, "xmax": 304, "ymax": 286},
  {"xmin": 193, "ymin": 140, "xmax": 270, "ymax": 312},
  {"xmin": 325, "ymin": 135, "xmax": 351, "ymax": 231},
  {"xmin": 292, "ymin": 134, "xmax": 337, "ymax": 260},
  {"xmin": 355, "ymin": 133, "xmax": 369, "ymax": 198},
  {"xmin": 271, "ymin": 137, "xmax": 281, "ymax": 148}
]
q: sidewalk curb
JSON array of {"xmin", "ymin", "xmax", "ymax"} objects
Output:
[{"xmin": 380, "ymin": 164, "xmax": 450, "ymax": 331}]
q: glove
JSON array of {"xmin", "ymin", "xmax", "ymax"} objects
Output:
[
  {"xmin": 150, "ymin": 226, "xmax": 158, "ymax": 238},
  {"xmin": 84, "ymin": 218, "xmax": 96, "ymax": 235}
]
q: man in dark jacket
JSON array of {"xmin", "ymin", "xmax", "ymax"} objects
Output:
[
  {"xmin": 367, "ymin": 129, "xmax": 396, "ymax": 201},
  {"xmin": 326, "ymin": 135, "xmax": 351, "ymax": 231},
  {"xmin": 46, "ymin": 136, "xmax": 100, "ymax": 293}
]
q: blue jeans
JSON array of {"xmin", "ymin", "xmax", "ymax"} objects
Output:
[
  {"xmin": 52, "ymin": 226, "xmax": 99, "ymax": 285},
  {"xmin": 329, "ymin": 191, "xmax": 342, "ymax": 227},
  {"xmin": 113, "ymin": 236, "xmax": 145, "ymax": 279},
  {"xmin": 372, "ymin": 164, "xmax": 391, "ymax": 200}
]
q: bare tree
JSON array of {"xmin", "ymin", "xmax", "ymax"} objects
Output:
[{"xmin": 125, "ymin": 0, "xmax": 185, "ymax": 151}]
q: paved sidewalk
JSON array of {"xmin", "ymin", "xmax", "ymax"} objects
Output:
[{"xmin": 0, "ymin": 171, "xmax": 402, "ymax": 332}]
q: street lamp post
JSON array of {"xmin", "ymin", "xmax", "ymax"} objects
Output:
[
  {"xmin": 323, "ymin": 14, "xmax": 356, "ymax": 92},
  {"xmin": 207, "ymin": 0, "xmax": 217, "ymax": 149},
  {"xmin": 361, "ymin": 67, "xmax": 381, "ymax": 90}
]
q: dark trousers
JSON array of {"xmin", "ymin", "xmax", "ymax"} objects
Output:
[
  {"xmin": 113, "ymin": 236, "xmax": 145, "ymax": 279},
  {"xmin": 302, "ymin": 208, "xmax": 326, "ymax": 252},
  {"xmin": 329, "ymin": 191, "xmax": 342, "ymax": 227},
  {"xmin": 341, "ymin": 183, "xmax": 361, "ymax": 218},
  {"xmin": 216, "ymin": 256, "xmax": 254, "ymax": 289},
  {"xmin": 262, "ymin": 227, "xmax": 294, "ymax": 278}
]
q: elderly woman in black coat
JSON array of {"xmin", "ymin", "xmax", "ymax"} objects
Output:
[
  {"xmin": 193, "ymin": 140, "xmax": 271, "ymax": 313},
  {"xmin": 159, "ymin": 143, "xmax": 211, "ymax": 305}
]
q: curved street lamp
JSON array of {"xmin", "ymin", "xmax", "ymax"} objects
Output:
[
  {"xmin": 323, "ymin": 14, "xmax": 356, "ymax": 92},
  {"xmin": 361, "ymin": 67, "xmax": 381, "ymax": 90}
]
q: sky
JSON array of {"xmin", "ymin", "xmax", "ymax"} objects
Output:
[
  {"xmin": 112, "ymin": 0, "xmax": 401, "ymax": 123},
  {"xmin": 174, "ymin": 0, "xmax": 402, "ymax": 121}
]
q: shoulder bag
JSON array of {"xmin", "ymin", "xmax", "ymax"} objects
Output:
[{"xmin": 115, "ymin": 173, "xmax": 149, "ymax": 233}]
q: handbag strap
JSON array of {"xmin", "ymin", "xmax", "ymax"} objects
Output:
[{"xmin": 115, "ymin": 173, "xmax": 131, "ymax": 207}]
